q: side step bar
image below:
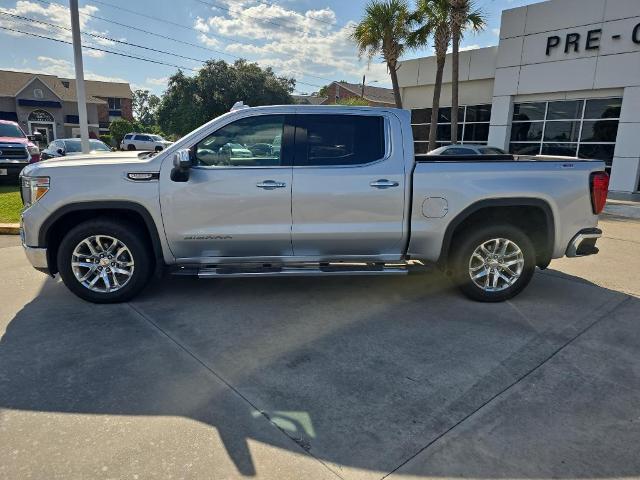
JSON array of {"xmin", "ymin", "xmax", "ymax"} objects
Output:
[{"xmin": 191, "ymin": 264, "xmax": 411, "ymax": 278}]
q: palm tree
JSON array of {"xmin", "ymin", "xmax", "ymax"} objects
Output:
[
  {"xmin": 408, "ymin": 0, "xmax": 451, "ymax": 151},
  {"xmin": 352, "ymin": 0, "xmax": 412, "ymax": 109},
  {"xmin": 450, "ymin": 0, "xmax": 485, "ymax": 144}
]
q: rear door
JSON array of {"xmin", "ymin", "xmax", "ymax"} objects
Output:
[{"xmin": 291, "ymin": 113, "xmax": 406, "ymax": 257}]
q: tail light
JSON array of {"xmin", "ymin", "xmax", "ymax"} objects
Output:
[{"xmin": 590, "ymin": 171, "xmax": 609, "ymax": 215}]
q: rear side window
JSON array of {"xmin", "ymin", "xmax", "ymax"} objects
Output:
[
  {"xmin": 124, "ymin": 134, "xmax": 133, "ymax": 140},
  {"xmin": 298, "ymin": 115, "xmax": 385, "ymax": 166},
  {"xmin": 135, "ymin": 135, "xmax": 151, "ymax": 141}
]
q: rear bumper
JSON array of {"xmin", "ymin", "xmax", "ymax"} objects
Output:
[{"xmin": 565, "ymin": 228, "xmax": 602, "ymax": 257}]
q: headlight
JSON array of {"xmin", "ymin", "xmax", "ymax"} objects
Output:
[
  {"xmin": 27, "ymin": 145, "xmax": 40, "ymax": 156},
  {"xmin": 21, "ymin": 176, "xmax": 49, "ymax": 207}
]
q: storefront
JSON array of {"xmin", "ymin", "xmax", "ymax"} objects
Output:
[{"xmin": 398, "ymin": 0, "xmax": 640, "ymax": 193}]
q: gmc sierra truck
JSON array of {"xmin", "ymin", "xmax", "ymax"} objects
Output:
[{"xmin": 19, "ymin": 105, "xmax": 609, "ymax": 303}]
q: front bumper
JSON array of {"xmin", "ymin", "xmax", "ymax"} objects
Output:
[
  {"xmin": 21, "ymin": 220, "xmax": 50, "ymax": 274},
  {"xmin": 566, "ymin": 228, "xmax": 602, "ymax": 257}
]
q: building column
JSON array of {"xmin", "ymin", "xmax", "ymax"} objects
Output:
[
  {"xmin": 610, "ymin": 86, "xmax": 640, "ymax": 193},
  {"xmin": 487, "ymin": 95, "xmax": 513, "ymax": 150}
]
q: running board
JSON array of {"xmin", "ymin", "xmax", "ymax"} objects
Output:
[{"xmin": 192, "ymin": 264, "xmax": 411, "ymax": 278}]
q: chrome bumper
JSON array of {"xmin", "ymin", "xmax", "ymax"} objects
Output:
[
  {"xmin": 22, "ymin": 242, "xmax": 49, "ymax": 271},
  {"xmin": 566, "ymin": 228, "xmax": 602, "ymax": 257}
]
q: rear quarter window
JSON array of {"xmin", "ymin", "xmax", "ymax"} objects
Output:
[{"xmin": 298, "ymin": 115, "xmax": 385, "ymax": 166}]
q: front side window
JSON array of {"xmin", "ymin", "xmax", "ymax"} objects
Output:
[
  {"xmin": 299, "ymin": 115, "xmax": 385, "ymax": 166},
  {"xmin": 135, "ymin": 135, "xmax": 151, "ymax": 141},
  {"xmin": 195, "ymin": 115, "xmax": 284, "ymax": 167}
]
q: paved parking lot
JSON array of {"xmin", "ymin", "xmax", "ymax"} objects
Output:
[{"xmin": 1, "ymin": 217, "xmax": 639, "ymax": 479}]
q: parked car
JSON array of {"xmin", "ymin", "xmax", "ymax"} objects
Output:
[
  {"xmin": 41, "ymin": 139, "xmax": 112, "ymax": 160},
  {"xmin": 428, "ymin": 144, "xmax": 508, "ymax": 155},
  {"xmin": 20, "ymin": 105, "xmax": 608, "ymax": 304},
  {"xmin": 0, "ymin": 120, "xmax": 40, "ymax": 181},
  {"xmin": 120, "ymin": 133, "xmax": 172, "ymax": 152}
]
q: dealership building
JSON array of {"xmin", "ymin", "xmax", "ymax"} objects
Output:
[{"xmin": 398, "ymin": 0, "xmax": 640, "ymax": 193}]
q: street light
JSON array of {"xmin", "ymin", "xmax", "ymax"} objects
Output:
[{"xmin": 361, "ymin": 75, "xmax": 379, "ymax": 98}]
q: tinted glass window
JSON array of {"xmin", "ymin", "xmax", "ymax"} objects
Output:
[
  {"xmin": 136, "ymin": 135, "xmax": 151, "ymax": 141},
  {"xmin": 578, "ymin": 144, "xmax": 615, "ymax": 164},
  {"xmin": 463, "ymin": 123, "xmax": 489, "ymax": 142},
  {"xmin": 513, "ymin": 103, "xmax": 546, "ymax": 121},
  {"xmin": 414, "ymin": 142, "xmax": 430, "ymax": 154},
  {"xmin": 441, "ymin": 147, "xmax": 477, "ymax": 155},
  {"xmin": 543, "ymin": 121, "xmax": 580, "ymax": 142},
  {"xmin": 541, "ymin": 143, "xmax": 577, "ymax": 157},
  {"xmin": 509, "ymin": 143, "xmax": 540, "ymax": 155},
  {"xmin": 546, "ymin": 100, "xmax": 583, "ymax": 120},
  {"xmin": 581, "ymin": 120, "xmax": 619, "ymax": 142},
  {"xmin": 480, "ymin": 147, "xmax": 506, "ymax": 155},
  {"xmin": 411, "ymin": 108, "xmax": 431, "ymax": 124},
  {"xmin": 300, "ymin": 115, "xmax": 384, "ymax": 166},
  {"xmin": 412, "ymin": 124, "xmax": 429, "ymax": 142},
  {"xmin": 195, "ymin": 115, "xmax": 284, "ymax": 167},
  {"xmin": 584, "ymin": 98, "xmax": 622, "ymax": 119},
  {"xmin": 465, "ymin": 104, "xmax": 492, "ymax": 122},
  {"xmin": 511, "ymin": 122, "xmax": 543, "ymax": 141}
]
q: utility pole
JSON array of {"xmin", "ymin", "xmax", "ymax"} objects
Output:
[{"xmin": 69, "ymin": 0, "xmax": 90, "ymax": 153}]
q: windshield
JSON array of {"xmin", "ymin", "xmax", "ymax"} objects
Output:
[
  {"xmin": 0, "ymin": 123, "xmax": 25, "ymax": 138},
  {"xmin": 63, "ymin": 139, "xmax": 111, "ymax": 152}
]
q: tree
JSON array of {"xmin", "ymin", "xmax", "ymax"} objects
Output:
[
  {"xmin": 156, "ymin": 59, "xmax": 295, "ymax": 136},
  {"xmin": 409, "ymin": 0, "xmax": 451, "ymax": 151},
  {"xmin": 109, "ymin": 119, "xmax": 134, "ymax": 148},
  {"xmin": 449, "ymin": 0, "xmax": 485, "ymax": 144},
  {"xmin": 132, "ymin": 89, "xmax": 161, "ymax": 127},
  {"xmin": 352, "ymin": 0, "xmax": 411, "ymax": 109},
  {"xmin": 336, "ymin": 97, "xmax": 370, "ymax": 106}
]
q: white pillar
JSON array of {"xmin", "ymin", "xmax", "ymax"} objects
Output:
[
  {"xmin": 610, "ymin": 87, "xmax": 640, "ymax": 193},
  {"xmin": 487, "ymin": 95, "xmax": 513, "ymax": 150},
  {"xmin": 69, "ymin": 0, "xmax": 90, "ymax": 154}
]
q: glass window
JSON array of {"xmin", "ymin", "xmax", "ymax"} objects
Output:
[
  {"xmin": 411, "ymin": 108, "xmax": 431, "ymax": 124},
  {"xmin": 301, "ymin": 115, "xmax": 385, "ymax": 166},
  {"xmin": 578, "ymin": 144, "xmax": 615, "ymax": 164},
  {"xmin": 441, "ymin": 147, "xmax": 477, "ymax": 155},
  {"xmin": 513, "ymin": 103, "xmax": 546, "ymax": 121},
  {"xmin": 510, "ymin": 122, "xmax": 543, "ymax": 141},
  {"xmin": 124, "ymin": 134, "xmax": 133, "ymax": 139},
  {"xmin": 0, "ymin": 123, "xmax": 24, "ymax": 137},
  {"xmin": 412, "ymin": 124, "xmax": 429, "ymax": 142},
  {"xmin": 414, "ymin": 142, "xmax": 430, "ymax": 155},
  {"xmin": 480, "ymin": 147, "xmax": 506, "ymax": 155},
  {"xmin": 546, "ymin": 100, "xmax": 583, "ymax": 120},
  {"xmin": 463, "ymin": 123, "xmax": 489, "ymax": 142},
  {"xmin": 195, "ymin": 115, "xmax": 284, "ymax": 167},
  {"xmin": 465, "ymin": 104, "xmax": 492, "ymax": 122},
  {"xmin": 541, "ymin": 143, "xmax": 578, "ymax": 157},
  {"xmin": 584, "ymin": 98, "xmax": 622, "ymax": 119},
  {"xmin": 509, "ymin": 143, "xmax": 541, "ymax": 155},
  {"xmin": 437, "ymin": 107, "xmax": 452, "ymax": 123},
  {"xmin": 108, "ymin": 97, "xmax": 121, "ymax": 110},
  {"xmin": 543, "ymin": 121, "xmax": 580, "ymax": 142},
  {"xmin": 581, "ymin": 120, "xmax": 619, "ymax": 143}
]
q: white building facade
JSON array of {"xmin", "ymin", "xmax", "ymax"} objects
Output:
[{"xmin": 398, "ymin": 0, "xmax": 640, "ymax": 193}]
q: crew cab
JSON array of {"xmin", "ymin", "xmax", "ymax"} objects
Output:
[
  {"xmin": 19, "ymin": 105, "xmax": 609, "ymax": 303},
  {"xmin": 0, "ymin": 120, "xmax": 40, "ymax": 181}
]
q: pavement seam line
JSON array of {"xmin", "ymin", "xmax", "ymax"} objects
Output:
[
  {"xmin": 381, "ymin": 295, "xmax": 632, "ymax": 479},
  {"xmin": 125, "ymin": 302, "xmax": 345, "ymax": 480}
]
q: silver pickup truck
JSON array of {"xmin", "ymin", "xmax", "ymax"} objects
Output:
[{"xmin": 19, "ymin": 105, "xmax": 609, "ymax": 303}]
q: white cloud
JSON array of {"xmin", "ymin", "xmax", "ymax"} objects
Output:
[
  {"xmin": 193, "ymin": 1, "xmax": 391, "ymax": 90},
  {"xmin": 34, "ymin": 56, "xmax": 127, "ymax": 82}
]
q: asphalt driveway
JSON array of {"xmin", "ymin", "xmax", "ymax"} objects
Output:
[{"xmin": 1, "ymin": 218, "xmax": 639, "ymax": 479}]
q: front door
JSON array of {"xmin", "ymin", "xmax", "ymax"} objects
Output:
[
  {"xmin": 160, "ymin": 114, "xmax": 294, "ymax": 260},
  {"xmin": 30, "ymin": 123, "xmax": 54, "ymax": 148},
  {"xmin": 291, "ymin": 113, "xmax": 406, "ymax": 257}
]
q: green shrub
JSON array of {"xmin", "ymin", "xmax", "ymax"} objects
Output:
[{"xmin": 99, "ymin": 134, "xmax": 114, "ymax": 146}]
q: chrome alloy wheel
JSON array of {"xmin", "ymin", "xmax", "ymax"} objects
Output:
[
  {"xmin": 71, "ymin": 235, "xmax": 135, "ymax": 293},
  {"xmin": 468, "ymin": 238, "xmax": 525, "ymax": 292}
]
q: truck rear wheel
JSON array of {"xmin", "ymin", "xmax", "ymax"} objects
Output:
[
  {"xmin": 452, "ymin": 225, "xmax": 536, "ymax": 302},
  {"xmin": 57, "ymin": 219, "xmax": 152, "ymax": 303}
]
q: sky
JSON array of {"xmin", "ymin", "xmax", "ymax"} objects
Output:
[{"xmin": 0, "ymin": 0, "xmax": 537, "ymax": 95}]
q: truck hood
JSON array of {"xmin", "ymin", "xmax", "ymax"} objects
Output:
[{"xmin": 21, "ymin": 151, "xmax": 159, "ymax": 176}]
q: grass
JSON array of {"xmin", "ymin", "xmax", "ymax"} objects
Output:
[{"xmin": 0, "ymin": 185, "xmax": 22, "ymax": 224}]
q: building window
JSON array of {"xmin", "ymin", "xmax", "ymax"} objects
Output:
[
  {"xmin": 108, "ymin": 97, "xmax": 122, "ymax": 110},
  {"xmin": 411, "ymin": 104, "xmax": 492, "ymax": 154},
  {"xmin": 510, "ymin": 97, "xmax": 622, "ymax": 174}
]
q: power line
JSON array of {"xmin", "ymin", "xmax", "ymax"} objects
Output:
[{"xmin": 28, "ymin": 0, "xmax": 333, "ymax": 85}]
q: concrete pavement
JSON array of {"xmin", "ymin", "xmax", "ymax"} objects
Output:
[{"xmin": 0, "ymin": 218, "xmax": 639, "ymax": 479}]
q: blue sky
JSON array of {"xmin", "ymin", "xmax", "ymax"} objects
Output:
[{"xmin": 0, "ymin": 0, "xmax": 536, "ymax": 95}]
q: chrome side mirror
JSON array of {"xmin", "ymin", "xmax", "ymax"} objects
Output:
[{"xmin": 171, "ymin": 148, "xmax": 192, "ymax": 182}]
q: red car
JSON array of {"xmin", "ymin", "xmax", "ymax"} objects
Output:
[{"xmin": 0, "ymin": 120, "xmax": 41, "ymax": 182}]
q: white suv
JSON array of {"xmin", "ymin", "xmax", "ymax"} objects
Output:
[{"xmin": 120, "ymin": 133, "xmax": 171, "ymax": 152}]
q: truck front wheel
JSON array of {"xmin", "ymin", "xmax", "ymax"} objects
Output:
[
  {"xmin": 57, "ymin": 219, "xmax": 153, "ymax": 303},
  {"xmin": 452, "ymin": 225, "xmax": 536, "ymax": 302}
]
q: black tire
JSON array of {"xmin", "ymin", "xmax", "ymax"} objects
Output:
[
  {"xmin": 57, "ymin": 218, "xmax": 153, "ymax": 303},
  {"xmin": 154, "ymin": 146, "xmax": 163, "ymax": 152},
  {"xmin": 127, "ymin": 144, "xmax": 136, "ymax": 151},
  {"xmin": 452, "ymin": 224, "xmax": 536, "ymax": 302}
]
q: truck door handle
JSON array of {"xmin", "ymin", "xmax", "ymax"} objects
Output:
[
  {"xmin": 370, "ymin": 179, "xmax": 399, "ymax": 189},
  {"xmin": 256, "ymin": 180, "xmax": 287, "ymax": 190}
]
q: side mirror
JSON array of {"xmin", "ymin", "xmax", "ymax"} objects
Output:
[
  {"xmin": 171, "ymin": 149, "xmax": 192, "ymax": 182},
  {"xmin": 57, "ymin": 148, "xmax": 65, "ymax": 156}
]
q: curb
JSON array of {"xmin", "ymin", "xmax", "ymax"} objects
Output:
[
  {"xmin": 0, "ymin": 223, "xmax": 20, "ymax": 235},
  {"xmin": 603, "ymin": 200, "xmax": 640, "ymax": 220}
]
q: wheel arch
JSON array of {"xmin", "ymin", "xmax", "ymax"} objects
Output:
[
  {"xmin": 438, "ymin": 198, "xmax": 555, "ymax": 270},
  {"xmin": 39, "ymin": 201, "xmax": 164, "ymax": 275}
]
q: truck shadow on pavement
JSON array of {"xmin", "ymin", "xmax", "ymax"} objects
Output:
[{"xmin": 1, "ymin": 269, "xmax": 639, "ymax": 478}]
